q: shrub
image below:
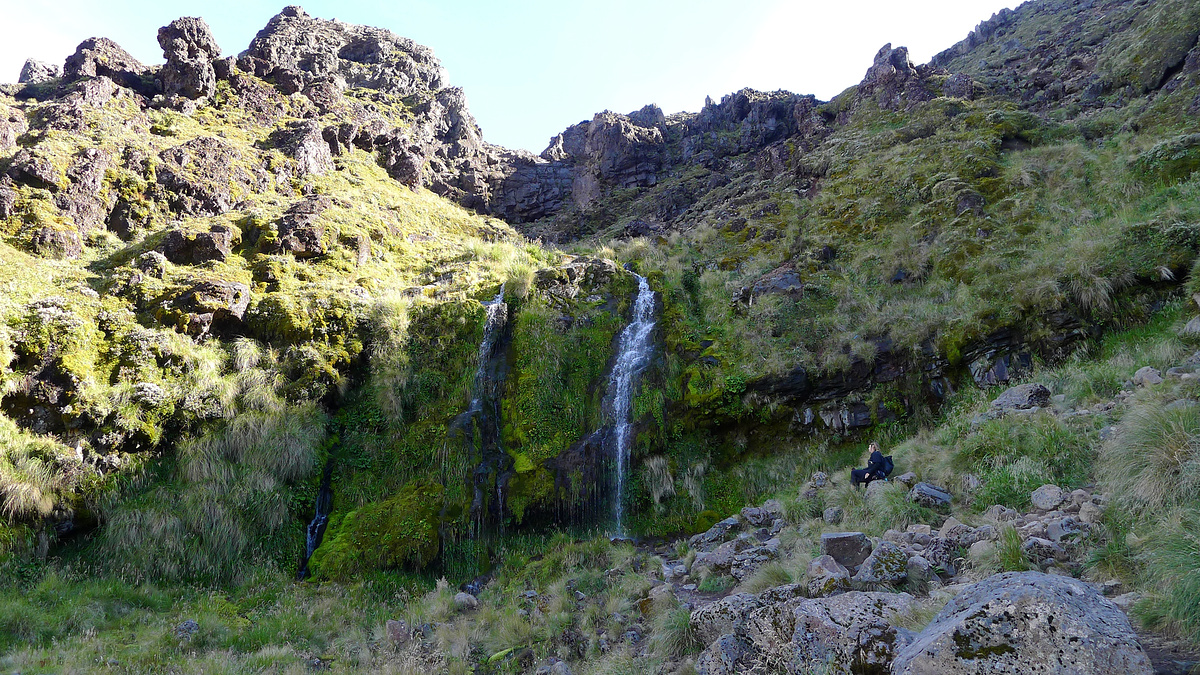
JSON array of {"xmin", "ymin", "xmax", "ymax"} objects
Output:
[
  {"xmin": 650, "ymin": 604, "xmax": 703, "ymax": 659},
  {"xmin": 1101, "ymin": 403, "xmax": 1200, "ymax": 515}
]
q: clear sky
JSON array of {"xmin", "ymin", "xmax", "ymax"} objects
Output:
[{"xmin": 1, "ymin": 0, "xmax": 1022, "ymax": 152}]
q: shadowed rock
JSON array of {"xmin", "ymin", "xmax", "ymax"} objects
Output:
[{"xmin": 63, "ymin": 38, "xmax": 151, "ymax": 94}]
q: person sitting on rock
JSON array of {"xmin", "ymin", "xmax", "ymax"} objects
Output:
[{"xmin": 851, "ymin": 442, "xmax": 894, "ymax": 487}]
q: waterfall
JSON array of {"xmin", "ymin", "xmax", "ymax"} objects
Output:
[
  {"xmin": 606, "ymin": 273, "xmax": 657, "ymax": 536},
  {"xmin": 469, "ymin": 284, "xmax": 507, "ymax": 412},
  {"xmin": 297, "ymin": 460, "xmax": 333, "ymax": 579}
]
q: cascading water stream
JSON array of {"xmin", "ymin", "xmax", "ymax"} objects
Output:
[
  {"xmin": 469, "ymin": 285, "xmax": 507, "ymax": 412},
  {"xmin": 606, "ymin": 274, "xmax": 657, "ymax": 536},
  {"xmin": 297, "ymin": 459, "xmax": 333, "ymax": 579}
]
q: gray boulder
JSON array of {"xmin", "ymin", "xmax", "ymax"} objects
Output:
[
  {"xmin": 696, "ymin": 633, "xmax": 751, "ymax": 675},
  {"xmin": 992, "ymin": 382, "xmax": 1051, "ymax": 410},
  {"xmin": 909, "ymin": 482, "xmax": 952, "ymax": 508},
  {"xmin": 1031, "ymin": 484, "xmax": 1065, "ymax": 511},
  {"xmin": 1133, "ymin": 366, "xmax": 1163, "ymax": 387},
  {"xmin": 851, "ymin": 541, "xmax": 908, "ymax": 586},
  {"xmin": 19, "ymin": 59, "xmax": 58, "ymax": 84},
  {"xmin": 892, "ymin": 572, "xmax": 1154, "ymax": 674},
  {"xmin": 158, "ymin": 17, "xmax": 222, "ymax": 100},
  {"xmin": 807, "ymin": 555, "xmax": 851, "ymax": 597},
  {"xmin": 820, "ymin": 532, "xmax": 873, "ymax": 568},
  {"xmin": 690, "ymin": 593, "xmax": 761, "ymax": 645},
  {"xmin": 791, "ymin": 592, "xmax": 917, "ymax": 673}
]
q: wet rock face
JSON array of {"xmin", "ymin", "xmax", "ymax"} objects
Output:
[
  {"xmin": 892, "ymin": 572, "xmax": 1154, "ymax": 674},
  {"xmin": 62, "ymin": 38, "xmax": 151, "ymax": 94},
  {"xmin": 239, "ymin": 5, "xmax": 446, "ymax": 96},
  {"xmin": 157, "ymin": 17, "xmax": 222, "ymax": 100},
  {"xmin": 19, "ymin": 59, "xmax": 59, "ymax": 84}
]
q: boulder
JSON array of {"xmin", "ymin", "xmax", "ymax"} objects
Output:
[
  {"xmin": 983, "ymin": 504, "xmax": 1019, "ymax": 521},
  {"xmin": 820, "ymin": 532, "xmax": 873, "ymax": 568},
  {"xmin": 851, "ymin": 541, "xmax": 908, "ymax": 586},
  {"xmin": 690, "ymin": 515, "xmax": 742, "ymax": 551},
  {"xmin": 791, "ymin": 592, "xmax": 917, "ymax": 673},
  {"xmin": 1132, "ymin": 366, "xmax": 1163, "ymax": 387},
  {"xmin": 30, "ymin": 227, "xmax": 83, "ymax": 259},
  {"xmin": 909, "ymin": 482, "xmax": 952, "ymax": 508},
  {"xmin": 823, "ymin": 506, "xmax": 844, "ymax": 525},
  {"xmin": 694, "ymin": 537, "xmax": 752, "ymax": 574},
  {"xmin": 385, "ymin": 619, "xmax": 409, "ymax": 644},
  {"xmin": 62, "ymin": 37, "xmax": 151, "ymax": 93},
  {"xmin": 896, "ymin": 472, "xmax": 918, "ymax": 486},
  {"xmin": 1022, "ymin": 537, "xmax": 1067, "ymax": 564},
  {"xmin": 18, "ymin": 59, "xmax": 59, "ymax": 84},
  {"xmin": 0, "ymin": 185, "xmax": 16, "ymax": 219},
  {"xmin": 157, "ymin": 17, "xmax": 221, "ymax": 100},
  {"xmin": 1079, "ymin": 501, "xmax": 1104, "ymax": 525},
  {"xmin": 170, "ymin": 279, "xmax": 251, "ymax": 336},
  {"xmin": 278, "ymin": 120, "xmax": 335, "ymax": 176},
  {"xmin": 274, "ymin": 195, "xmax": 332, "ymax": 258},
  {"xmin": 453, "ymin": 592, "xmax": 478, "ymax": 611},
  {"xmin": 53, "ymin": 148, "xmax": 115, "ymax": 234},
  {"xmin": 696, "ymin": 633, "xmax": 751, "ymax": 675},
  {"xmin": 690, "ymin": 593, "xmax": 761, "ymax": 645},
  {"xmin": 907, "ymin": 555, "xmax": 935, "ymax": 586},
  {"xmin": 1031, "ymin": 484, "xmax": 1066, "ymax": 511},
  {"xmin": 158, "ymin": 225, "xmax": 238, "ymax": 265},
  {"xmin": 807, "ymin": 555, "xmax": 851, "ymax": 597},
  {"xmin": 992, "ymin": 382, "xmax": 1051, "ymax": 410},
  {"xmin": 891, "ymin": 572, "xmax": 1154, "ymax": 674}
]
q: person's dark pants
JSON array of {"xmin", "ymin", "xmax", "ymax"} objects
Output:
[{"xmin": 852, "ymin": 468, "xmax": 872, "ymax": 486}]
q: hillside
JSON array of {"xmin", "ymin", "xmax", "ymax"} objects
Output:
[{"xmin": 2, "ymin": 1, "xmax": 1200, "ymax": 673}]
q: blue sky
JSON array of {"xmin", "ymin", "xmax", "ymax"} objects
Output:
[{"xmin": 1, "ymin": 0, "xmax": 1021, "ymax": 152}]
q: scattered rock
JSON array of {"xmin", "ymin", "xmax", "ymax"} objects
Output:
[
  {"xmin": 690, "ymin": 593, "xmax": 760, "ymax": 645},
  {"xmin": 385, "ymin": 619, "xmax": 409, "ymax": 644},
  {"xmin": 1079, "ymin": 501, "xmax": 1104, "ymax": 525},
  {"xmin": 896, "ymin": 472, "xmax": 918, "ymax": 486},
  {"xmin": 62, "ymin": 37, "xmax": 151, "ymax": 94},
  {"xmin": 158, "ymin": 225, "xmax": 237, "ymax": 264},
  {"xmin": 892, "ymin": 572, "xmax": 1154, "ymax": 674},
  {"xmin": 851, "ymin": 541, "xmax": 908, "ymax": 586},
  {"xmin": 174, "ymin": 619, "xmax": 199, "ymax": 640},
  {"xmin": 274, "ymin": 195, "xmax": 332, "ymax": 258},
  {"xmin": 791, "ymin": 591, "xmax": 917, "ymax": 673}
]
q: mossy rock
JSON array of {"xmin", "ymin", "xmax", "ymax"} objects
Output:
[
  {"xmin": 309, "ymin": 479, "xmax": 444, "ymax": 580},
  {"xmin": 1132, "ymin": 134, "xmax": 1200, "ymax": 184}
]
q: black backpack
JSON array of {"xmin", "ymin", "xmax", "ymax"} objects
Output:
[{"xmin": 880, "ymin": 455, "xmax": 895, "ymax": 478}]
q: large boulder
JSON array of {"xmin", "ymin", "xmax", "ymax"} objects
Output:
[
  {"xmin": 992, "ymin": 383, "xmax": 1051, "ymax": 410},
  {"xmin": 696, "ymin": 633, "xmax": 752, "ymax": 675},
  {"xmin": 909, "ymin": 482, "xmax": 952, "ymax": 508},
  {"xmin": 807, "ymin": 555, "xmax": 851, "ymax": 597},
  {"xmin": 851, "ymin": 540, "xmax": 908, "ymax": 586},
  {"xmin": 820, "ymin": 532, "xmax": 873, "ymax": 568},
  {"xmin": 158, "ymin": 225, "xmax": 238, "ymax": 264},
  {"xmin": 1030, "ymin": 484, "xmax": 1066, "ymax": 511},
  {"xmin": 62, "ymin": 37, "xmax": 151, "ymax": 93},
  {"xmin": 273, "ymin": 195, "xmax": 332, "ymax": 259},
  {"xmin": 892, "ymin": 572, "xmax": 1153, "ymax": 674},
  {"xmin": 791, "ymin": 592, "xmax": 917, "ymax": 673},
  {"xmin": 18, "ymin": 59, "xmax": 59, "ymax": 84},
  {"xmin": 157, "ymin": 17, "xmax": 222, "ymax": 100},
  {"xmin": 277, "ymin": 120, "xmax": 335, "ymax": 177},
  {"xmin": 690, "ymin": 593, "xmax": 761, "ymax": 645}
]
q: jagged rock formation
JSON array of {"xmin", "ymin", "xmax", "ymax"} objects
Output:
[{"xmin": 157, "ymin": 17, "xmax": 222, "ymax": 100}]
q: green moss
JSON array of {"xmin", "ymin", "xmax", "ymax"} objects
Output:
[{"xmin": 309, "ymin": 479, "xmax": 443, "ymax": 580}]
